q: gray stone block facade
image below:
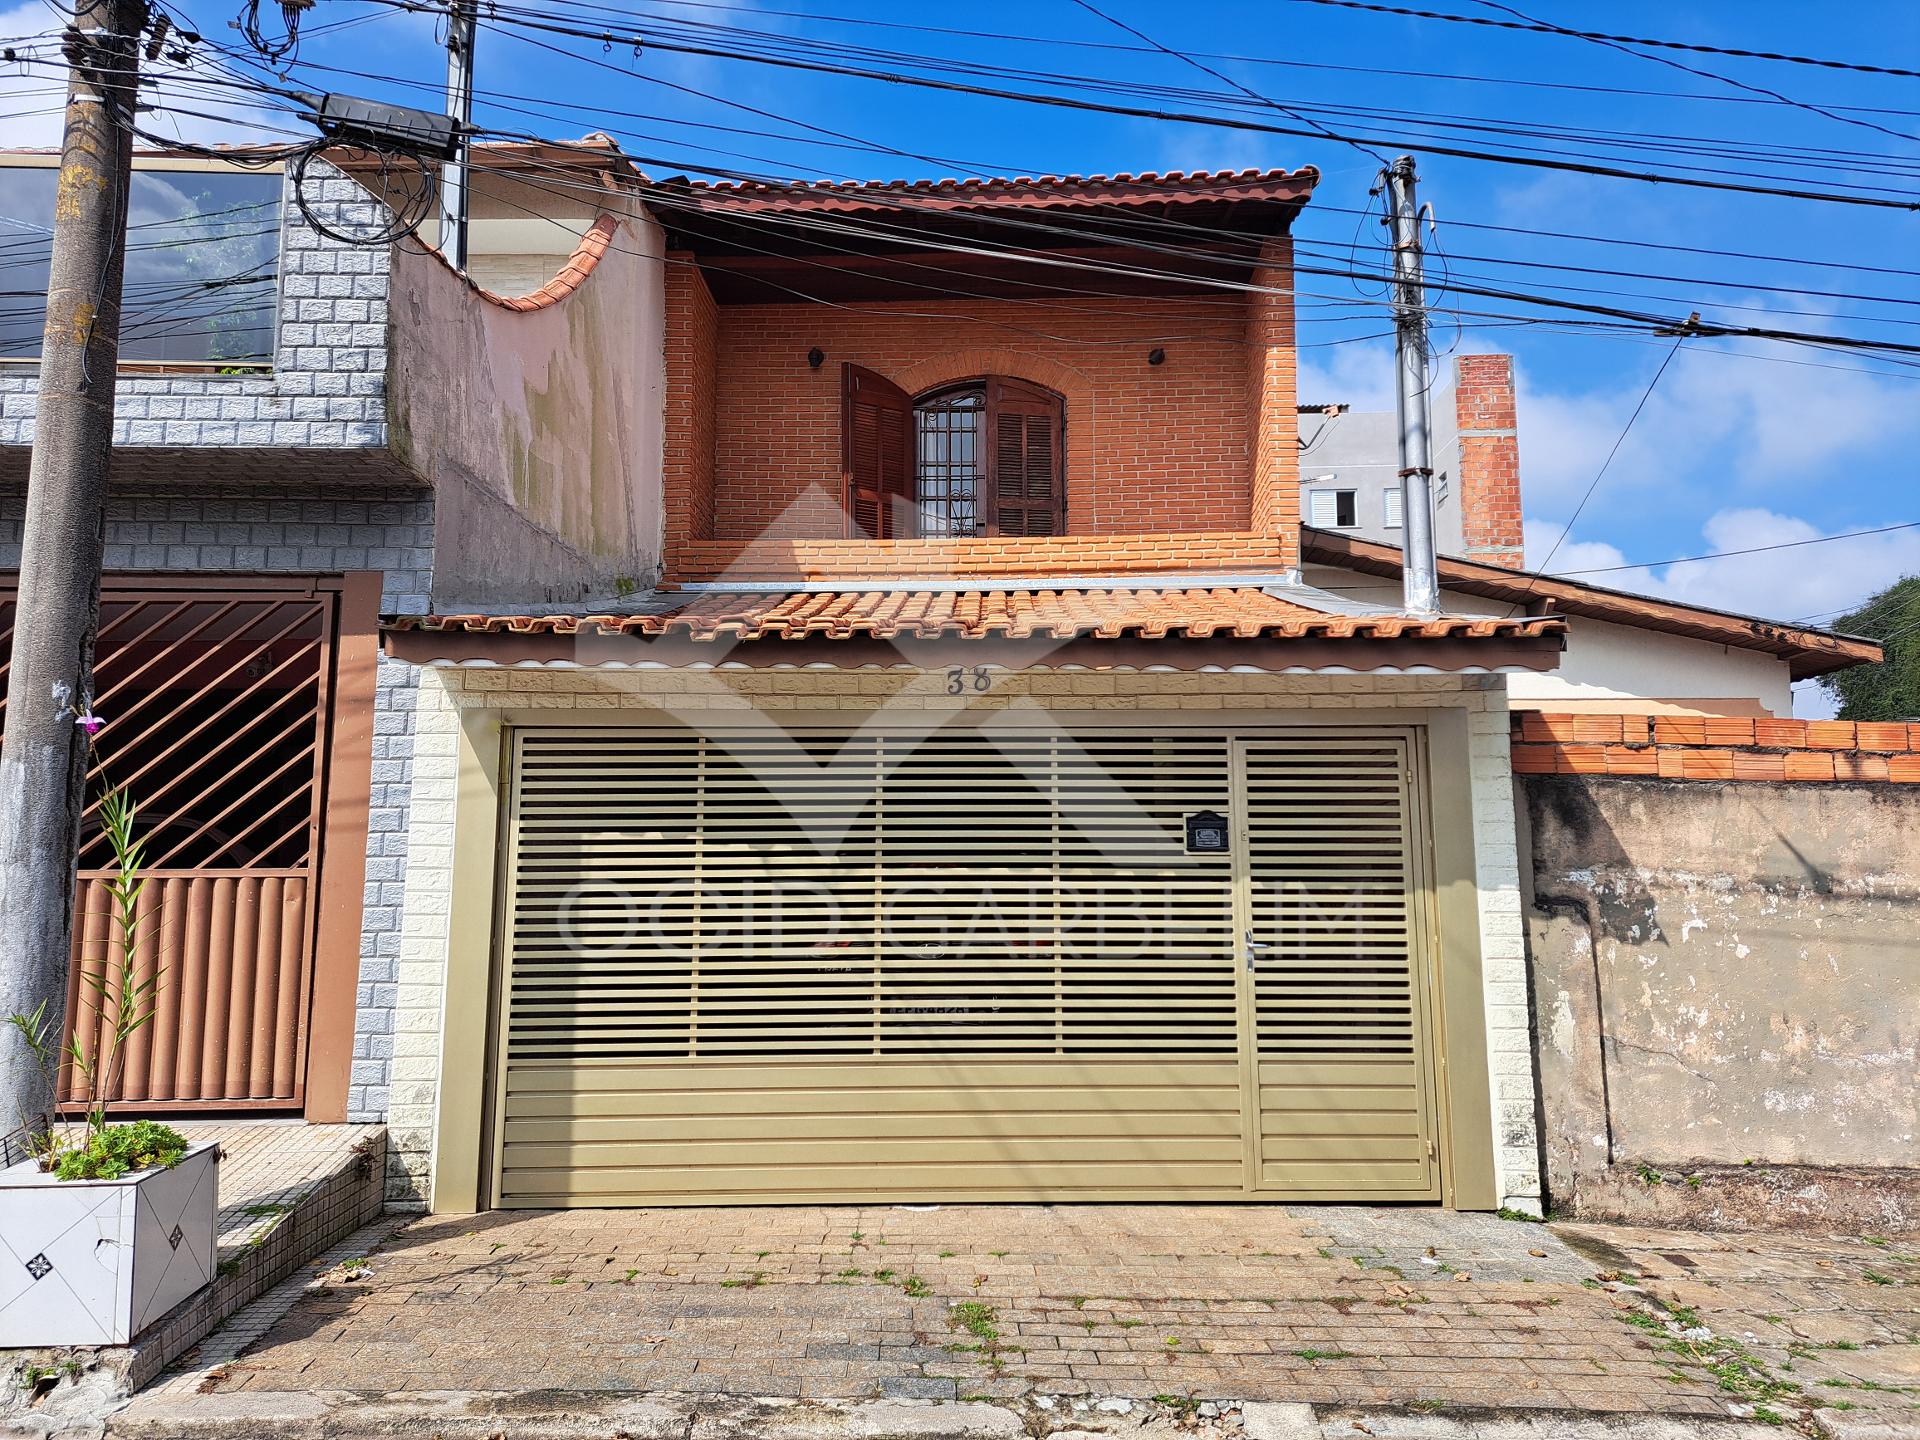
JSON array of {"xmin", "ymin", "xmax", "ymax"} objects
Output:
[{"xmin": 0, "ymin": 161, "xmax": 392, "ymax": 452}]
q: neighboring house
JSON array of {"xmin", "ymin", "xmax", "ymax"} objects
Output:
[
  {"xmin": 1298, "ymin": 353, "xmax": 1521, "ymax": 568},
  {"xmin": 0, "ymin": 141, "xmax": 660, "ymax": 1134},
  {"xmin": 1294, "ymin": 354, "xmax": 1872, "ymax": 716}
]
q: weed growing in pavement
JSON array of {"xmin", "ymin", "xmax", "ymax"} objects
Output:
[
  {"xmin": 839, "ymin": 1268, "xmax": 865, "ymax": 1278},
  {"xmin": 902, "ymin": 1276, "xmax": 933, "ymax": 1297},
  {"xmin": 1292, "ymin": 1348, "xmax": 1354, "ymax": 1362},
  {"xmin": 939, "ymin": 1251, "xmax": 956, "ymax": 1259},
  {"xmin": 1495, "ymin": 1207, "xmax": 1544, "ymax": 1222},
  {"xmin": 1636, "ymin": 1163, "xmax": 1664, "ymax": 1186},
  {"xmin": 720, "ymin": 1271, "xmax": 767, "ymax": 1289},
  {"xmin": 1862, "ymin": 1271, "xmax": 1895, "ymax": 1285},
  {"xmin": 1620, "ymin": 1303, "xmax": 1803, "ymax": 1416},
  {"xmin": 1407, "ymin": 1399, "xmax": 1450, "ymax": 1414},
  {"xmin": 873, "ymin": 1269, "xmax": 896, "ymax": 1283},
  {"xmin": 1863, "ymin": 1237, "xmax": 1891, "ymax": 1248},
  {"xmin": 625, "ymin": 1269, "xmax": 639, "ymax": 1282}
]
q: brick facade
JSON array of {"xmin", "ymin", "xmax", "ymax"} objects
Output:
[
  {"xmin": 0, "ymin": 489, "xmax": 435, "ymax": 1125},
  {"xmin": 667, "ymin": 532, "xmax": 1294, "ymax": 584},
  {"xmin": 1453, "ymin": 355, "xmax": 1523, "ymax": 570},
  {"xmin": 1511, "ymin": 712, "xmax": 1920, "ymax": 782},
  {"xmin": 691, "ymin": 295, "xmax": 1262, "ymax": 543},
  {"xmin": 1247, "ymin": 236, "xmax": 1300, "ymax": 560},
  {"xmin": 662, "ymin": 255, "xmax": 718, "ymax": 552}
]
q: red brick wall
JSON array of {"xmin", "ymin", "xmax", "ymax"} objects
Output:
[
  {"xmin": 1512, "ymin": 713, "xmax": 1920, "ymax": 782},
  {"xmin": 1454, "ymin": 354, "xmax": 1523, "ymax": 569},
  {"xmin": 1247, "ymin": 237, "xmax": 1299, "ymax": 550},
  {"xmin": 706, "ymin": 296, "xmax": 1260, "ymax": 543},
  {"xmin": 668, "ymin": 533, "xmax": 1295, "ymax": 583},
  {"xmin": 663, "ymin": 255, "xmax": 717, "ymax": 550}
]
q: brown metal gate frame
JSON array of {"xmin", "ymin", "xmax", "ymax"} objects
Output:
[{"xmin": 0, "ymin": 572, "xmax": 379, "ymax": 1122}]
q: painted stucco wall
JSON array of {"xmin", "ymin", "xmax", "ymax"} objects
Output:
[
  {"xmin": 1521, "ymin": 774, "xmax": 1920, "ymax": 1211},
  {"xmin": 1304, "ymin": 565, "xmax": 1796, "ymax": 717},
  {"xmin": 384, "ymin": 667, "xmax": 1537, "ymax": 1213},
  {"xmin": 386, "ymin": 209, "xmax": 666, "ymax": 609}
]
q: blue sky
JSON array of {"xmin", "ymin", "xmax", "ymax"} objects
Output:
[{"xmin": 5, "ymin": 0, "xmax": 1917, "ymax": 701}]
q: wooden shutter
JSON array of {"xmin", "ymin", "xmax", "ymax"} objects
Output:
[
  {"xmin": 842, "ymin": 364, "xmax": 914, "ymax": 538},
  {"xmin": 985, "ymin": 377, "xmax": 1064, "ymax": 536}
]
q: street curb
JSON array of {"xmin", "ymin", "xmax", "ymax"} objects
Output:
[{"xmin": 81, "ymin": 1388, "xmax": 1894, "ymax": 1440}]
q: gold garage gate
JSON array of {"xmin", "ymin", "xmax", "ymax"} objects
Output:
[{"xmin": 488, "ymin": 725, "xmax": 1446, "ymax": 1206}]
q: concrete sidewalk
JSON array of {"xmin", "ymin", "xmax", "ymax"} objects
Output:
[{"xmin": 40, "ymin": 1204, "xmax": 1920, "ymax": 1437}]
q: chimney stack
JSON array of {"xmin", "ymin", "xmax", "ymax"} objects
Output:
[{"xmin": 1453, "ymin": 355, "xmax": 1525, "ymax": 569}]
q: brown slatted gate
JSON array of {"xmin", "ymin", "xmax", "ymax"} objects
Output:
[{"xmin": 0, "ymin": 579, "xmax": 337, "ymax": 1112}]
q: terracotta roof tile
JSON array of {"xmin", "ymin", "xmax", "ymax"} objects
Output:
[
  {"xmin": 658, "ymin": 167, "xmax": 1318, "ymax": 216},
  {"xmin": 386, "ymin": 587, "xmax": 1564, "ymax": 645}
]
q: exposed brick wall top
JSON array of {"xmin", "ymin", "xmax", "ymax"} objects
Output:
[
  {"xmin": 704, "ymin": 297, "xmax": 1256, "ymax": 542},
  {"xmin": 1454, "ymin": 354, "xmax": 1522, "ymax": 571},
  {"xmin": 1512, "ymin": 712, "xmax": 1920, "ymax": 783}
]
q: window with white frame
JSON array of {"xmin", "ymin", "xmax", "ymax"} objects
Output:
[{"xmin": 1309, "ymin": 488, "xmax": 1358, "ymax": 528}]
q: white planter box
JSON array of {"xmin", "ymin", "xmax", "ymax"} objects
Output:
[{"xmin": 0, "ymin": 1139, "xmax": 217, "ymax": 1346}]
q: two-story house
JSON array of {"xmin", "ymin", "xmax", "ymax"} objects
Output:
[{"xmin": 383, "ymin": 166, "xmax": 1578, "ymax": 1217}]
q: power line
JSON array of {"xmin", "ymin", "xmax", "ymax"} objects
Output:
[
  {"xmin": 1274, "ymin": 0, "xmax": 1920, "ymax": 80},
  {"xmin": 1527, "ymin": 337, "xmax": 1684, "ymax": 591},
  {"xmin": 1462, "ymin": 0, "xmax": 1918, "ymax": 147},
  {"xmin": 458, "ymin": 0, "xmax": 1920, "ymax": 118},
  {"xmin": 1554, "ymin": 520, "xmax": 1920, "ymax": 577},
  {"xmin": 357, "ymin": 0, "xmax": 1920, "ymax": 212},
  {"xmin": 1061, "ymin": 0, "xmax": 1390, "ymax": 165}
]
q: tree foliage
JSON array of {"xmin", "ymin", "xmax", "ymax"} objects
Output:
[{"xmin": 1819, "ymin": 575, "xmax": 1920, "ymax": 721}]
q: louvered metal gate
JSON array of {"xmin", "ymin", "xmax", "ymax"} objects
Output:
[
  {"xmin": 0, "ymin": 580, "xmax": 336, "ymax": 1112},
  {"xmin": 491, "ymin": 725, "xmax": 1440, "ymax": 1206}
]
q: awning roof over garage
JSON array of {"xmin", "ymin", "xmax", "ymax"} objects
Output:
[{"xmin": 383, "ymin": 585, "xmax": 1567, "ymax": 673}]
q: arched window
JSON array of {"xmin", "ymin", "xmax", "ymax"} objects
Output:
[
  {"xmin": 915, "ymin": 378, "xmax": 1065, "ymax": 537},
  {"xmin": 842, "ymin": 368, "xmax": 1066, "ymax": 538}
]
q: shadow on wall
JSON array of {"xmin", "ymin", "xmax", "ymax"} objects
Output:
[{"xmin": 1521, "ymin": 775, "xmax": 1920, "ymax": 1216}]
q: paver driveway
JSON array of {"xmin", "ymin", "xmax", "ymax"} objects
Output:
[{"xmin": 181, "ymin": 1204, "xmax": 1920, "ymax": 1428}]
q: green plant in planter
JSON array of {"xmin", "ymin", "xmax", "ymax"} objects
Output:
[{"xmin": 7, "ymin": 780, "xmax": 186, "ymax": 1180}]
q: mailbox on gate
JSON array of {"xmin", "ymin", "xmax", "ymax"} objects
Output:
[{"xmin": 1184, "ymin": 810, "xmax": 1229, "ymax": 855}]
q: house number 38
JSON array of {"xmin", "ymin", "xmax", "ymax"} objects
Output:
[{"xmin": 946, "ymin": 666, "xmax": 992, "ymax": 694}]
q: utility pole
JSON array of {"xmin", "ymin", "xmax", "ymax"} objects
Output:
[
  {"xmin": 441, "ymin": 0, "xmax": 476, "ymax": 270},
  {"xmin": 1387, "ymin": 154, "xmax": 1440, "ymax": 615},
  {"xmin": 0, "ymin": 0, "xmax": 146, "ymax": 1135}
]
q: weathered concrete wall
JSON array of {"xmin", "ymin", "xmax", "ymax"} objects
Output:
[
  {"xmin": 386, "ymin": 208, "xmax": 664, "ymax": 608},
  {"xmin": 1522, "ymin": 775, "xmax": 1920, "ymax": 1220}
]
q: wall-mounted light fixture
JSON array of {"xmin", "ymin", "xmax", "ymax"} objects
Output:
[
  {"xmin": 1146, "ymin": 347, "xmax": 1166, "ymax": 367},
  {"xmin": 807, "ymin": 347, "xmax": 825, "ymax": 369}
]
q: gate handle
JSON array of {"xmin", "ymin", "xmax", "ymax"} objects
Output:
[{"xmin": 1243, "ymin": 929, "xmax": 1273, "ymax": 970}]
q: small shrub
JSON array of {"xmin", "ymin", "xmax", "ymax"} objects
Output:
[{"xmin": 52, "ymin": 1120, "xmax": 188, "ymax": 1181}]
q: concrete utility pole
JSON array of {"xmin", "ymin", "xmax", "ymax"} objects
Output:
[
  {"xmin": 440, "ymin": 0, "xmax": 477, "ymax": 270},
  {"xmin": 1387, "ymin": 155, "xmax": 1440, "ymax": 615},
  {"xmin": 0, "ymin": 0, "xmax": 146, "ymax": 1135}
]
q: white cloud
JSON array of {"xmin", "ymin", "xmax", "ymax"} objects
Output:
[
  {"xmin": 1531, "ymin": 505, "xmax": 1920, "ymax": 629},
  {"xmin": 1296, "ymin": 336, "xmax": 1395, "ymax": 412}
]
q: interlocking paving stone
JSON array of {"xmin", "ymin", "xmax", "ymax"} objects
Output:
[{"xmin": 150, "ymin": 1205, "xmax": 1920, "ymax": 1427}]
